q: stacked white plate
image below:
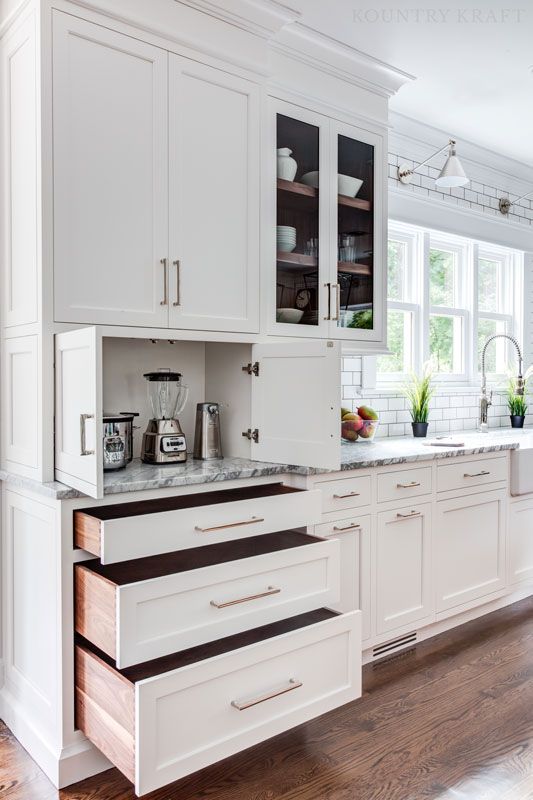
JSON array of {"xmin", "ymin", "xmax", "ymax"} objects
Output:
[{"xmin": 277, "ymin": 225, "xmax": 297, "ymax": 253}]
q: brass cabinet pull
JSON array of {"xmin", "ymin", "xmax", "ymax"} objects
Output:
[
  {"xmin": 464, "ymin": 470, "xmax": 490, "ymax": 478},
  {"xmin": 231, "ymin": 678, "xmax": 303, "ymax": 711},
  {"xmin": 324, "ymin": 282, "xmax": 331, "ymax": 320},
  {"xmin": 160, "ymin": 258, "xmax": 168, "ymax": 305},
  {"xmin": 173, "ymin": 259, "xmax": 180, "ymax": 306},
  {"xmin": 333, "ymin": 491, "xmax": 360, "ymax": 499},
  {"xmin": 80, "ymin": 413, "xmax": 95, "ymax": 456},
  {"xmin": 397, "ymin": 481, "xmax": 421, "ymax": 489},
  {"xmin": 395, "ymin": 510, "xmax": 421, "ymax": 521},
  {"xmin": 195, "ymin": 516, "xmax": 264, "ymax": 533},
  {"xmin": 210, "ymin": 585, "xmax": 280, "ymax": 609},
  {"xmin": 333, "ymin": 523, "xmax": 361, "ymax": 533}
]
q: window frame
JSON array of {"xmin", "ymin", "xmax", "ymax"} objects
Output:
[{"xmin": 378, "ymin": 222, "xmax": 522, "ymax": 387}]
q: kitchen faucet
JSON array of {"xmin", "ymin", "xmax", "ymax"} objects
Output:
[{"xmin": 479, "ymin": 334, "xmax": 524, "ymax": 432}]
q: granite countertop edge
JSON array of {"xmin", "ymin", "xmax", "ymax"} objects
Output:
[{"xmin": 0, "ymin": 435, "xmax": 523, "ymax": 500}]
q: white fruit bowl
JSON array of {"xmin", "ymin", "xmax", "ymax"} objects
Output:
[{"xmin": 276, "ymin": 308, "xmax": 304, "ymax": 324}]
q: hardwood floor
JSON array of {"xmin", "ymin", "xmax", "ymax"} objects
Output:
[{"xmin": 3, "ymin": 597, "xmax": 533, "ymax": 800}]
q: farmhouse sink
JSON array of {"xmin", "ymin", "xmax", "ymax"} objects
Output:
[{"xmin": 510, "ymin": 434, "xmax": 533, "ymax": 496}]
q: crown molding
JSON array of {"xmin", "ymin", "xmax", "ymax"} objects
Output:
[
  {"xmin": 177, "ymin": 0, "xmax": 300, "ymax": 38},
  {"xmin": 389, "ymin": 112, "xmax": 533, "ymax": 197},
  {"xmin": 271, "ymin": 22, "xmax": 414, "ymax": 99}
]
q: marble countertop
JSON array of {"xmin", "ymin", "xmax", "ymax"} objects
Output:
[{"xmin": 1, "ymin": 429, "xmax": 528, "ymax": 500}]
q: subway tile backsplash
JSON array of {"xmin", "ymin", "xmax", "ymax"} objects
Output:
[{"xmin": 341, "ymin": 356, "xmax": 527, "ymax": 438}]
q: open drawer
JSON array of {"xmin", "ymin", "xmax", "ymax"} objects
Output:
[
  {"xmin": 75, "ymin": 530, "xmax": 340, "ymax": 668},
  {"xmin": 74, "ymin": 483, "xmax": 321, "ymax": 563},
  {"xmin": 76, "ymin": 608, "xmax": 361, "ymax": 796}
]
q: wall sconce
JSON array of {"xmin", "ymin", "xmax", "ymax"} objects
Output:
[
  {"xmin": 498, "ymin": 190, "xmax": 533, "ymax": 216},
  {"xmin": 397, "ymin": 139, "xmax": 469, "ymax": 189}
]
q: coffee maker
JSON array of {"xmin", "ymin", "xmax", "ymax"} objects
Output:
[{"xmin": 141, "ymin": 369, "xmax": 189, "ymax": 464}]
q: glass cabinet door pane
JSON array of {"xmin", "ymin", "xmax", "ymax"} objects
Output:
[
  {"xmin": 276, "ymin": 114, "xmax": 320, "ymax": 327},
  {"xmin": 335, "ymin": 134, "xmax": 374, "ymax": 331}
]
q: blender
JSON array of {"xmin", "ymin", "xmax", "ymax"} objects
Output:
[{"xmin": 141, "ymin": 369, "xmax": 189, "ymax": 464}]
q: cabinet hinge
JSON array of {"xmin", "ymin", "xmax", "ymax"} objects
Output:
[
  {"xmin": 242, "ymin": 428, "xmax": 259, "ymax": 443},
  {"xmin": 242, "ymin": 361, "xmax": 260, "ymax": 377}
]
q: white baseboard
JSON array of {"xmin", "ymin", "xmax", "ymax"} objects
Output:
[
  {"xmin": 0, "ymin": 686, "xmax": 110, "ymax": 789},
  {"xmin": 363, "ymin": 584, "xmax": 533, "ymax": 664}
]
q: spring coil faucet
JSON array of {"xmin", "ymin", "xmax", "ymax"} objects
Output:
[{"xmin": 480, "ymin": 334, "xmax": 524, "ymax": 432}]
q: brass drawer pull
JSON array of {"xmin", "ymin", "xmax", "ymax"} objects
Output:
[
  {"xmin": 211, "ymin": 585, "xmax": 280, "ymax": 609},
  {"xmin": 232, "ymin": 678, "xmax": 302, "ymax": 711},
  {"xmin": 333, "ymin": 491, "xmax": 360, "ymax": 499},
  {"xmin": 395, "ymin": 510, "xmax": 421, "ymax": 521},
  {"xmin": 333, "ymin": 523, "xmax": 361, "ymax": 533},
  {"xmin": 195, "ymin": 516, "xmax": 264, "ymax": 533},
  {"xmin": 464, "ymin": 470, "xmax": 490, "ymax": 478},
  {"xmin": 397, "ymin": 481, "xmax": 421, "ymax": 488}
]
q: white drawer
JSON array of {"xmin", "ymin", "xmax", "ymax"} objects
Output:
[
  {"xmin": 377, "ymin": 466, "xmax": 432, "ymax": 504},
  {"xmin": 75, "ymin": 530, "xmax": 340, "ymax": 668},
  {"xmin": 317, "ymin": 474, "xmax": 372, "ymax": 514},
  {"xmin": 437, "ymin": 456, "xmax": 507, "ymax": 493},
  {"xmin": 75, "ymin": 483, "xmax": 321, "ymax": 563},
  {"xmin": 76, "ymin": 609, "xmax": 361, "ymax": 796}
]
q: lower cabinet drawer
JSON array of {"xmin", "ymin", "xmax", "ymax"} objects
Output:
[
  {"xmin": 75, "ymin": 531, "xmax": 340, "ymax": 668},
  {"xmin": 437, "ymin": 456, "xmax": 507, "ymax": 493},
  {"xmin": 74, "ymin": 483, "xmax": 321, "ymax": 564},
  {"xmin": 317, "ymin": 474, "xmax": 372, "ymax": 513},
  {"xmin": 377, "ymin": 466, "xmax": 432, "ymax": 504},
  {"xmin": 76, "ymin": 609, "xmax": 361, "ymax": 796}
]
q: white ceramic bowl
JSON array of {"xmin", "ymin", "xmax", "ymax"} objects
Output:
[
  {"xmin": 338, "ymin": 174, "xmax": 363, "ymax": 197},
  {"xmin": 276, "ymin": 308, "xmax": 304, "ymax": 324},
  {"xmin": 277, "ymin": 242, "xmax": 296, "ymax": 253},
  {"xmin": 300, "ymin": 171, "xmax": 319, "ymax": 189}
]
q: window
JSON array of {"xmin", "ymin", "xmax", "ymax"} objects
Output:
[{"xmin": 378, "ymin": 222, "xmax": 521, "ymax": 384}]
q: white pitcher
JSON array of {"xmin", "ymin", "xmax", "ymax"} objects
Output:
[{"xmin": 277, "ymin": 147, "xmax": 297, "ymax": 181}]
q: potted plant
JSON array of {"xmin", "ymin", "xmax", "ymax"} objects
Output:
[
  {"xmin": 507, "ymin": 374, "xmax": 528, "ymax": 428},
  {"xmin": 403, "ymin": 363, "xmax": 435, "ymax": 438}
]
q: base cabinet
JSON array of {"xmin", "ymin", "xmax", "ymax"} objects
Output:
[
  {"xmin": 435, "ymin": 490, "xmax": 506, "ymax": 613},
  {"xmin": 509, "ymin": 498, "xmax": 533, "ymax": 586},
  {"xmin": 375, "ymin": 503, "xmax": 432, "ymax": 635}
]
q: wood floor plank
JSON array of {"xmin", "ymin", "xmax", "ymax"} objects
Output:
[{"xmin": 1, "ymin": 597, "xmax": 533, "ymax": 800}]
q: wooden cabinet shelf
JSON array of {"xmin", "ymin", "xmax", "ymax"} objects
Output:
[
  {"xmin": 277, "ymin": 179, "xmax": 371, "ymax": 212},
  {"xmin": 277, "ymin": 252, "xmax": 371, "ymax": 277}
]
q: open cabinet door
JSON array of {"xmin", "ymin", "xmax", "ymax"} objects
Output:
[
  {"xmin": 251, "ymin": 341, "xmax": 340, "ymax": 470},
  {"xmin": 55, "ymin": 327, "xmax": 103, "ymax": 498}
]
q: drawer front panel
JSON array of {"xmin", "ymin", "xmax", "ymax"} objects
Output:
[
  {"xmin": 437, "ymin": 456, "xmax": 507, "ymax": 493},
  {"xmin": 92, "ymin": 489, "xmax": 321, "ymax": 563},
  {"xmin": 318, "ymin": 475, "xmax": 372, "ymax": 514},
  {"xmin": 117, "ymin": 538, "xmax": 340, "ymax": 668},
  {"xmin": 377, "ymin": 466, "xmax": 432, "ymax": 504},
  {"xmin": 136, "ymin": 611, "xmax": 361, "ymax": 795}
]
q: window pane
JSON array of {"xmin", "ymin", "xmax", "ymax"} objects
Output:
[
  {"xmin": 387, "ymin": 240, "xmax": 406, "ymax": 301},
  {"xmin": 378, "ymin": 309, "xmax": 412, "ymax": 373},
  {"xmin": 430, "ymin": 248, "xmax": 455, "ymax": 306},
  {"xmin": 430, "ymin": 314, "xmax": 463, "ymax": 373},
  {"xmin": 478, "ymin": 318, "xmax": 508, "ymax": 373},
  {"xmin": 478, "ymin": 258, "xmax": 500, "ymax": 313}
]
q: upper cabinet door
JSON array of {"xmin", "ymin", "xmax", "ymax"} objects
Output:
[
  {"xmin": 269, "ymin": 100, "xmax": 330, "ymax": 338},
  {"xmin": 168, "ymin": 55, "xmax": 260, "ymax": 333},
  {"xmin": 52, "ymin": 12, "xmax": 168, "ymax": 327},
  {"xmin": 55, "ymin": 327, "xmax": 103, "ymax": 499},
  {"xmin": 250, "ymin": 340, "xmax": 340, "ymax": 470},
  {"xmin": 328, "ymin": 120, "xmax": 385, "ymax": 345}
]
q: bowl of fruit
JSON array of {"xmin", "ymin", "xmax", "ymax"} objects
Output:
[{"xmin": 341, "ymin": 406, "xmax": 379, "ymax": 442}]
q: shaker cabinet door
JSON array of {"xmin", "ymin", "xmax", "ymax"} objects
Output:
[
  {"xmin": 52, "ymin": 12, "xmax": 169, "ymax": 327},
  {"xmin": 168, "ymin": 55, "xmax": 260, "ymax": 333}
]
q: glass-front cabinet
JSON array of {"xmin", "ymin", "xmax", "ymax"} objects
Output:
[{"xmin": 271, "ymin": 99, "xmax": 385, "ymax": 347}]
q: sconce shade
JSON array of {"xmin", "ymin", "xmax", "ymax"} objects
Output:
[{"xmin": 435, "ymin": 148, "xmax": 469, "ymax": 189}]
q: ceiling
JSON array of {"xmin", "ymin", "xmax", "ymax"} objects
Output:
[{"xmin": 289, "ymin": 0, "xmax": 533, "ymax": 167}]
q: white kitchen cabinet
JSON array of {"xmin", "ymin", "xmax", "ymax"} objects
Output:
[
  {"xmin": 53, "ymin": 12, "xmax": 169, "ymax": 328},
  {"xmin": 375, "ymin": 503, "xmax": 432, "ymax": 635},
  {"xmin": 508, "ymin": 498, "xmax": 533, "ymax": 586},
  {"xmin": 168, "ymin": 56, "xmax": 260, "ymax": 332},
  {"xmin": 435, "ymin": 489, "xmax": 506, "ymax": 613},
  {"xmin": 269, "ymin": 98, "xmax": 387, "ymax": 349},
  {"xmin": 52, "ymin": 12, "xmax": 260, "ymax": 334}
]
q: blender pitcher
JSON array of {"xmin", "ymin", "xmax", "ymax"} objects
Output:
[{"xmin": 141, "ymin": 369, "xmax": 189, "ymax": 464}]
